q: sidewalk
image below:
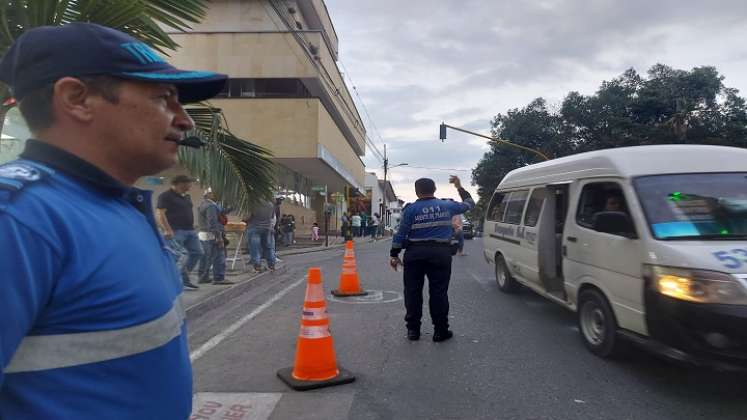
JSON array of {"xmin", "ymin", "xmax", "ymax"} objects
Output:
[{"xmin": 183, "ymin": 235, "xmax": 382, "ymax": 320}]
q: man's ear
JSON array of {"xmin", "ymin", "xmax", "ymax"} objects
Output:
[{"xmin": 51, "ymin": 77, "xmax": 95, "ymax": 124}]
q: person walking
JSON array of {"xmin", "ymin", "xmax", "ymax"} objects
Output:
[
  {"xmin": 311, "ymin": 222, "xmax": 320, "ymax": 241},
  {"xmin": 245, "ymin": 200, "xmax": 277, "ymax": 272},
  {"xmin": 157, "ymin": 175, "xmax": 203, "ymax": 290},
  {"xmin": 0, "ymin": 23, "xmax": 226, "ymax": 418},
  {"xmin": 341, "ymin": 212, "xmax": 353, "ymax": 241},
  {"xmin": 352, "ymin": 212, "xmax": 362, "ymax": 237},
  {"xmin": 197, "ymin": 190, "xmax": 232, "ymax": 285},
  {"xmin": 370, "ymin": 212, "xmax": 381, "ymax": 241},
  {"xmin": 452, "ymin": 214, "xmax": 466, "ymax": 256},
  {"xmin": 389, "ymin": 176, "xmax": 474, "ymax": 342},
  {"xmin": 282, "ymin": 213, "xmax": 296, "ymax": 246}
]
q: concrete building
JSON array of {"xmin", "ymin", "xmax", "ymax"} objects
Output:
[{"xmin": 161, "ymin": 0, "xmax": 367, "ymax": 234}]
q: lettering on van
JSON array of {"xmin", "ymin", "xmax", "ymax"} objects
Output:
[{"xmin": 494, "ymin": 224, "xmax": 516, "ymax": 237}]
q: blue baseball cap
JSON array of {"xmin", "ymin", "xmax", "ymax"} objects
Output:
[{"xmin": 0, "ymin": 22, "xmax": 227, "ymax": 103}]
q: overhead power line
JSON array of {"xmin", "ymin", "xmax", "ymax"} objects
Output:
[{"xmin": 404, "ymin": 166, "xmax": 471, "ymax": 172}]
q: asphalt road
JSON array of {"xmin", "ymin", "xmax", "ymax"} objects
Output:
[{"xmin": 187, "ymin": 239, "xmax": 747, "ymax": 420}]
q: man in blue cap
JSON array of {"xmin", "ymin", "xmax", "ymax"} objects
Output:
[{"xmin": 0, "ymin": 23, "xmax": 227, "ymax": 418}]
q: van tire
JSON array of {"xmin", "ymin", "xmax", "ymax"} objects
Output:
[
  {"xmin": 577, "ymin": 288, "xmax": 625, "ymax": 358},
  {"xmin": 495, "ymin": 254, "xmax": 519, "ymax": 293}
]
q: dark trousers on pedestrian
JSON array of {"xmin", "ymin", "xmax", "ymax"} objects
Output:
[
  {"xmin": 402, "ymin": 244, "xmax": 453, "ymax": 333},
  {"xmin": 198, "ymin": 239, "xmax": 226, "ymax": 283}
]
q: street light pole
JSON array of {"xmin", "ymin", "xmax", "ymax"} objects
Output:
[{"xmin": 439, "ymin": 122, "xmax": 550, "ymax": 161}]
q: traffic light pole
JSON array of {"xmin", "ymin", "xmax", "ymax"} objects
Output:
[{"xmin": 439, "ymin": 122, "xmax": 550, "ymax": 161}]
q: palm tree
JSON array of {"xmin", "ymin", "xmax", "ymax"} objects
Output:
[
  {"xmin": 183, "ymin": 105, "xmax": 276, "ymax": 214},
  {"xmin": 0, "ymin": 0, "xmax": 276, "ymax": 213}
]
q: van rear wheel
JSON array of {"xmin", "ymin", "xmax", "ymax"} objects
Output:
[
  {"xmin": 578, "ymin": 288, "xmax": 625, "ymax": 358},
  {"xmin": 495, "ymin": 254, "xmax": 519, "ymax": 293}
]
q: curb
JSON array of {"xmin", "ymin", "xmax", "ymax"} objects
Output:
[
  {"xmin": 185, "ymin": 265, "xmax": 287, "ymax": 321},
  {"xmin": 277, "ymin": 243, "xmax": 346, "ymax": 257}
]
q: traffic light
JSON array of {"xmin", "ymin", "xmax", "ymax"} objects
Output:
[{"xmin": 439, "ymin": 122, "xmax": 447, "ymax": 141}]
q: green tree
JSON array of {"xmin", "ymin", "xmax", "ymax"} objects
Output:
[
  {"xmin": 0, "ymin": 0, "xmax": 276, "ymax": 213},
  {"xmin": 473, "ymin": 64, "xmax": 747, "ymax": 204}
]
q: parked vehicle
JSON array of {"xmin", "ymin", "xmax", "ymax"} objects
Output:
[
  {"xmin": 462, "ymin": 217, "xmax": 475, "ymax": 239},
  {"xmin": 483, "ymin": 145, "xmax": 747, "ymax": 369}
]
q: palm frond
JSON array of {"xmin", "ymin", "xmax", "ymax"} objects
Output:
[
  {"xmin": 0, "ymin": 0, "xmax": 209, "ymax": 55},
  {"xmin": 179, "ymin": 105, "xmax": 277, "ymax": 216}
]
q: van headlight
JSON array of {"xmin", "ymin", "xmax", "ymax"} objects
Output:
[{"xmin": 645, "ymin": 265, "xmax": 747, "ymax": 305}]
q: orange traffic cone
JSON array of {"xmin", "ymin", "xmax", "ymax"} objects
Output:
[
  {"xmin": 332, "ymin": 242, "xmax": 368, "ymax": 297},
  {"xmin": 277, "ymin": 267, "xmax": 355, "ymax": 391}
]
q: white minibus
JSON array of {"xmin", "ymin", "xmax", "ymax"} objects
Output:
[{"xmin": 483, "ymin": 145, "xmax": 747, "ymax": 368}]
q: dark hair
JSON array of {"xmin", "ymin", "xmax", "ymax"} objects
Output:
[
  {"xmin": 414, "ymin": 178, "xmax": 436, "ymax": 195},
  {"xmin": 18, "ymin": 75, "xmax": 122, "ymax": 133},
  {"xmin": 171, "ymin": 175, "xmax": 194, "ymax": 185}
]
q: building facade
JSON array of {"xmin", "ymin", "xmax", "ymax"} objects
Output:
[{"xmin": 162, "ymin": 0, "xmax": 367, "ymax": 234}]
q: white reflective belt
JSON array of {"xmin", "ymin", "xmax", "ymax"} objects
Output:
[
  {"xmin": 411, "ymin": 220, "xmax": 453, "ymax": 229},
  {"xmin": 6, "ymin": 296, "xmax": 185, "ymax": 373}
]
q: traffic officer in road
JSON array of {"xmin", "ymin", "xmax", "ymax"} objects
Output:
[
  {"xmin": 0, "ymin": 23, "xmax": 226, "ymax": 418},
  {"xmin": 390, "ymin": 176, "xmax": 475, "ymax": 342}
]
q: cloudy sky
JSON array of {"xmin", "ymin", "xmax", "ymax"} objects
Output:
[{"xmin": 324, "ymin": 0, "xmax": 747, "ymax": 202}]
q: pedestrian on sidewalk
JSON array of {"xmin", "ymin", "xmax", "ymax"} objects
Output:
[
  {"xmin": 157, "ymin": 174, "xmax": 203, "ymax": 290},
  {"xmin": 352, "ymin": 212, "xmax": 362, "ymax": 237},
  {"xmin": 197, "ymin": 189, "xmax": 232, "ymax": 285},
  {"xmin": 341, "ymin": 212, "xmax": 353, "ymax": 241},
  {"xmin": 282, "ymin": 213, "xmax": 295, "ymax": 246},
  {"xmin": 0, "ymin": 22, "xmax": 227, "ymax": 418},
  {"xmin": 370, "ymin": 212, "xmax": 381, "ymax": 241},
  {"xmin": 245, "ymin": 200, "xmax": 277, "ymax": 272},
  {"xmin": 311, "ymin": 222, "xmax": 320, "ymax": 241},
  {"xmin": 389, "ymin": 176, "xmax": 475, "ymax": 342}
]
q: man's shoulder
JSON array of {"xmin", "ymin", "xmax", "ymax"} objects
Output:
[
  {"xmin": 0, "ymin": 159, "xmax": 60, "ymax": 212},
  {"xmin": 157, "ymin": 189, "xmax": 175, "ymax": 199}
]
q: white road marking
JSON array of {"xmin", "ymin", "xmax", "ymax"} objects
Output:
[
  {"xmin": 467, "ymin": 270, "xmax": 492, "ymax": 291},
  {"xmin": 192, "ymin": 393, "xmax": 281, "ymax": 420},
  {"xmin": 190, "ymin": 277, "xmax": 306, "ymax": 362}
]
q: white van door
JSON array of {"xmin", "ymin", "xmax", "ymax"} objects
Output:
[
  {"xmin": 513, "ymin": 188, "xmax": 546, "ymax": 288},
  {"xmin": 563, "ymin": 179, "xmax": 647, "ymax": 333}
]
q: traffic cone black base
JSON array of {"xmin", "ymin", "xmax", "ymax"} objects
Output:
[
  {"xmin": 331, "ymin": 289, "xmax": 368, "ymax": 297},
  {"xmin": 277, "ymin": 367, "xmax": 356, "ymax": 391}
]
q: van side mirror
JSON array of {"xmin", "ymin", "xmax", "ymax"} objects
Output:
[{"xmin": 592, "ymin": 211, "xmax": 637, "ymax": 239}]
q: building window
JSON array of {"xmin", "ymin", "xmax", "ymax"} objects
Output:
[{"xmin": 215, "ymin": 78, "xmax": 312, "ymax": 99}]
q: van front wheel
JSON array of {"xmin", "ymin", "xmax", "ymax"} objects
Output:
[
  {"xmin": 495, "ymin": 254, "xmax": 519, "ymax": 293},
  {"xmin": 578, "ymin": 288, "xmax": 624, "ymax": 358}
]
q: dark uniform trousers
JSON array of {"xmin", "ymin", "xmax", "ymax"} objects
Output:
[{"xmin": 402, "ymin": 244, "xmax": 453, "ymax": 332}]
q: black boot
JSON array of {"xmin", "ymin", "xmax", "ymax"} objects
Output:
[
  {"xmin": 407, "ymin": 329, "xmax": 420, "ymax": 341},
  {"xmin": 432, "ymin": 330, "xmax": 453, "ymax": 342}
]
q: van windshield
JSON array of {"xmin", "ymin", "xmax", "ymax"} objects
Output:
[{"xmin": 634, "ymin": 173, "xmax": 747, "ymax": 240}]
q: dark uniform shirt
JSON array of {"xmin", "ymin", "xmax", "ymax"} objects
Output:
[{"xmin": 391, "ymin": 188, "xmax": 475, "ymax": 257}]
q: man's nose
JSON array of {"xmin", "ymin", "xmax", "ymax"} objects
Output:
[{"xmin": 173, "ymin": 103, "xmax": 195, "ymax": 132}]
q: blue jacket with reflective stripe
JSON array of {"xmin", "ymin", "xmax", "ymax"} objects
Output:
[
  {"xmin": 391, "ymin": 188, "xmax": 474, "ymax": 256},
  {"xmin": 0, "ymin": 154, "xmax": 191, "ymax": 419}
]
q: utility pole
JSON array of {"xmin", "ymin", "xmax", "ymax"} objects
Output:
[
  {"xmin": 382, "ymin": 144, "xmax": 388, "ymax": 227},
  {"xmin": 380, "ymin": 144, "xmax": 407, "ymax": 230}
]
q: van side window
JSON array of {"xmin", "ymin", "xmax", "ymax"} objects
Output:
[
  {"xmin": 576, "ymin": 182, "xmax": 636, "ymax": 237},
  {"xmin": 523, "ymin": 188, "xmax": 546, "ymax": 227},
  {"xmin": 486, "ymin": 193, "xmax": 507, "ymax": 222},
  {"xmin": 504, "ymin": 190, "xmax": 529, "ymax": 225}
]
